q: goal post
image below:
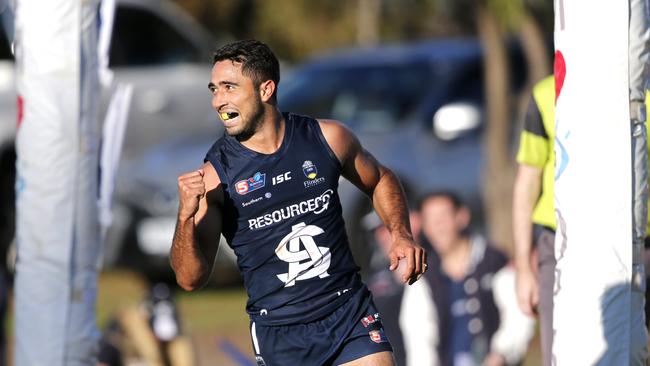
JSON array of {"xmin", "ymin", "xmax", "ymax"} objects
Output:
[{"xmin": 552, "ymin": 0, "xmax": 649, "ymax": 364}]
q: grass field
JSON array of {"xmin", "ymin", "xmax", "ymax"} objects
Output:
[
  {"xmin": 97, "ymin": 270, "xmax": 543, "ymax": 366},
  {"xmin": 96, "ymin": 269, "xmax": 254, "ymax": 366},
  {"xmin": 4, "ymin": 269, "xmax": 542, "ymax": 365}
]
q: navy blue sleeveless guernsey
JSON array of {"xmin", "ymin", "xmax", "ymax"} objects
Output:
[{"xmin": 204, "ymin": 112, "xmax": 365, "ymax": 326}]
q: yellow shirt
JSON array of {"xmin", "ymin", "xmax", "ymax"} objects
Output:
[{"xmin": 515, "ymin": 76, "xmax": 556, "ymax": 230}]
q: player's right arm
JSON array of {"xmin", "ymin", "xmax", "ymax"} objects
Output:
[
  {"xmin": 170, "ymin": 162, "xmax": 223, "ymax": 291},
  {"xmin": 512, "ymin": 163, "xmax": 542, "ymax": 315}
]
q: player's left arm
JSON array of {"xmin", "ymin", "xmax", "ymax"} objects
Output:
[{"xmin": 318, "ymin": 119, "xmax": 427, "ymax": 284}]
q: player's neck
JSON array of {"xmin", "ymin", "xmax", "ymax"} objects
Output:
[{"xmin": 240, "ymin": 107, "xmax": 284, "ymax": 154}]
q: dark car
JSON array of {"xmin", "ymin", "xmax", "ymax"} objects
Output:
[{"xmin": 278, "ymin": 39, "xmax": 526, "ymax": 264}]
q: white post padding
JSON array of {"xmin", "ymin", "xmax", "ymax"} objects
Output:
[
  {"xmin": 553, "ymin": 0, "xmax": 649, "ymax": 365},
  {"xmin": 14, "ymin": 0, "xmax": 101, "ymax": 364}
]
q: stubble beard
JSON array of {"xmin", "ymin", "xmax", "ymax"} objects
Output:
[{"xmin": 229, "ymin": 98, "xmax": 265, "ymax": 142}]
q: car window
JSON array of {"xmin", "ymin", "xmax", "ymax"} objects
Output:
[
  {"xmin": 280, "ymin": 62, "xmax": 433, "ymax": 133},
  {"xmin": 109, "ymin": 5, "xmax": 201, "ymax": 67}
]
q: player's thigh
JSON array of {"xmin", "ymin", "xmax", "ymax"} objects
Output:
[{"xmin": 338, "ymin": 351, "xmax": 395, "ymax": 366}]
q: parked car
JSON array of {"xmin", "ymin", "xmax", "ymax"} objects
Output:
[
  {"xmin": 0, "ymin": 0, "xmax": 228, "ymax": 282},
  {"xmin": 277, "ymin": 39, "xmax": 526, "ymax": 267}
]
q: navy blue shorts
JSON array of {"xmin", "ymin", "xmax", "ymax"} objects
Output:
[{"xmin": 249, "ymin": 289, "xmax": 393, "ymax": 366}]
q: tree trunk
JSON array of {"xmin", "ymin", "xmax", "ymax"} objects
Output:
[
  {"xmin": 357, "ymin": 0, "xmax": 380, "ymax": 47},
  {"xmin": 476, "ymin": 4, "xmax": 516, "ymax": 254},
  {"xmin": 514, "ymin": 11, "xmax": 551, "ymax": 145},
  {"xmin": 519, "ymin": 12, "xmax": 551, "ymax": 84}
]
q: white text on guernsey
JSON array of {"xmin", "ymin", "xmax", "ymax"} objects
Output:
[{"xmin": 248, "ymin": 189, "xmax": 333, "ymax": 230}]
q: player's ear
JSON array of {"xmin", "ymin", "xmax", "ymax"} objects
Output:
[{"xmin": 259, "ymin": 80, "xmax": 276, "ymax": 102}]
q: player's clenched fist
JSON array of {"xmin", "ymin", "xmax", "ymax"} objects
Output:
[{"xmin": 177, "ymin": 169, "xmax": 206, "ymax": 220}]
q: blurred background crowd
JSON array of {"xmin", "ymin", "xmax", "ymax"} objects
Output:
[{"xmin": 0, "ymin": 0, "xmax": 565, "ymax": 365}]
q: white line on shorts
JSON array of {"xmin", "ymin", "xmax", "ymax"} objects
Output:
[{"xmin": 251, "ymin": 321, "xmax": 261, "ymax": 354}]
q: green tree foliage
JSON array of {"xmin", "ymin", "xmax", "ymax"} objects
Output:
[
  {"xmin": 174, "ymin": 0, "xmax": 493, "ymax": 62},
  {"xmin": 174, "ymin": 0, "xmax": 552, "ymax": 62},
  {"xmin": 249, "ymin": 1, "xmax": 360, "ymax": 61}
]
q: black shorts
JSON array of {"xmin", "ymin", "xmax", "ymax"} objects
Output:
[{"xmin": 249, "ymin": 288, "xmax": 393, "ymax": 366}]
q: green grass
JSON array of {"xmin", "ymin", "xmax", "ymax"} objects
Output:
[
  {"xmin": 176, "ymin": 289, "xmax": 249, "ymax": 332},
  {"xmin": 97, "ymin": 270, "xmax": 253, "ymax": 365},
  {"xmin": 4, "ymin": 269, "xmax": 543, "ymax": 365}
]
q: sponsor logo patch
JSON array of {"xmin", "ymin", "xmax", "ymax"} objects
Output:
[
  {"xmin": 369, "ymin": 329, "xmax": 388, "ymax": 344},
  {"xmin": 235, "ymin": 172, "xmax": 266, "ymax": 195},
  {"xmin": 304, "ymin": 177, "xmax": 325, "ymax": 188},
  {"xmin": 242, "ymin": 196, "xmax": 264, "ymax": 207},
  {"xmin": 302, "ymin": 161, "xmax": 325, "ymax": 188},
  {"xmin": 361, "ymin": 312, "xmax": 381, "ymax": 327},
  {"xmin": 272, "ymin": 172, "xmax": 291, "ymax": 185},
  {"xmin": 248, "ymin": 189, "xmax": 333, "ymax": 230},
  {"xmin": 361, "ymin": 315, "xmax": 376, "ymax": 328},
  {"xmin": 302, "ymin": 160, "xmax": 318, "ymax": 179}
]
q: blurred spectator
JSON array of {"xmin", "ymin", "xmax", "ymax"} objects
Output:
[
  {"xmin": 400, "ymin": 191, "xmax": 534, "ymax": 366},
  {"xmin": 364, "ymin": 207, "xmax": 421, "ymax": 366},
  {"xmin": 97, "ymin": 283, "xmax": 195, "ymax": 366}
]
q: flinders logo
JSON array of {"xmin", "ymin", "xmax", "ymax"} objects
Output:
[
  {"xmin": 302, "ymin": 160, "xmax": 325, "ymax": 188},
  {"xmin": 302, "ymin": 160, "xmax": 318, "ymax": 179}
]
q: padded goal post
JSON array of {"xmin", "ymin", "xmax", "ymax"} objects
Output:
[
  {"xmin": 553, "ymin": 0, "xmax": 649, "ymax": 364},
  {"xmin": 14, "ymin": 0, "xmax": 101, "ymax": 364}
]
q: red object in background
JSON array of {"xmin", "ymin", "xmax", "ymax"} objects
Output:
[
  {"xmin": 554, "ymin": 50, "xmax": 566, "ymax": 104},
  {"xmin": 17, "ymin": 95, "xmax": 24, "ymax": 128}
]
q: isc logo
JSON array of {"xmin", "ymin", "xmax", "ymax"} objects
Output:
[{"xmin": 272, "ymin": 172, "xmax": 291, "ymax": 185}]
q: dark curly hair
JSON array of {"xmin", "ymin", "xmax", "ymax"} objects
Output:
[{"xmin": 213, "ymin": 40, "xmax": 280, "ymax": 91}]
